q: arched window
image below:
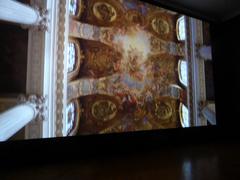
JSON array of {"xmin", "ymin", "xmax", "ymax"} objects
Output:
[
  {"xmin": 68, "ymin": 39, "xmax": 82, "ymax": 80},
  {"xmin": 178, "ymin": 60, "xmax": 188, "ymax": 87},
  {"xmin": 179, "ymin": 103, "xmax": 190, "ymax": 127},
  {"xmin": 69, "ymin": 0, "xmax": 83, "ymax": 19},
  {"xmin": 69, "ymin": 0, "xmax": 78, "ymax": 16},
  {"xmin": 68, "ymin": 42, "xmax": 76, "ymax": 73},
  {"xmin": 176, "ymin": 16, "xmax": 186, "ymax": 41},
  {"xmin": 66, "ymin": 102, "xmax": 76, "ymax": 134},
  {"xmin": 66, "ymin": 100, "xmax": 81, "ymax": 135}
]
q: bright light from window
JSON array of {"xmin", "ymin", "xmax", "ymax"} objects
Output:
[
  {"xmin": 69, "ymin": 0, "xmax": 78, "ymax": 16},
  {"xmin": 68, "ymin": 42, "xmax": 76, "ymax": 73},
  {"xmin": 177, "ymin": 16, "xmax": 186, "ymax": 41},
  {"xmin": 180, "ymin": 103, "xmax": 190, "ymax": 127},
  {"xmin": 178, "ymin": 60, "xmax": 188, "ymax": 87}
]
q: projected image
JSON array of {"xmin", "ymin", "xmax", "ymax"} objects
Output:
[
  {"xmin": 0, "ymin": 0, "xmax": 216, "ymax": 141},
  {"xmin": 66, "ymin": 0, "xmax": 216, "ymax": 135}
]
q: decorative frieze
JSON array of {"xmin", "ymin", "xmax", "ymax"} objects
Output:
[{"xmin": 55, "ymin": 0, "xmax": 69, "ymax": 136}]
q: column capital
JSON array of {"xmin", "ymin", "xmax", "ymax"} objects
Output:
[
  {"xmin": 21, "ymin": 6, "xmax": 49, "ymax": 31},
  {"xmin": 34, "ymin": 6, "xmax": 49, "ymax": 31},
  {"xmin": 18, "ymin": 94, "xmax": 47, "ymax": 121},
  {"xmin": 0, "ymin": 0, "xmax": 50, "ymax": 31}
]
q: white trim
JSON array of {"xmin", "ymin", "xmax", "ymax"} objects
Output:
[
  {"xmin": 25, "ymin": 0, "xmax": 46, "ymax": 139},
  {"xmin": 63, "ymin": 0, "xmax": 70, "ymax": 136},
  {"xmin": 42, "ymin": 0, "xmax": 58, "ymax": 138},
  {"xmin": 189, "ymin": 18, "xmax": 207, "ymax": 126},
  {"xmin": 25, "ymin": 0, "xmax": 59, "ymax": 139}
]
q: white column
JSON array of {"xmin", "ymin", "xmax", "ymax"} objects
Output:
[
  {"xmin": 199, "ymin": 45, "xmax": 212, "ymax": 60},
  {"xmin": 0, "ymin": 0, "xmax": 48, "ymax": 30},
  {"xmin": 0, "ymin": 95, "xmax": 45, "ymax": 141}
]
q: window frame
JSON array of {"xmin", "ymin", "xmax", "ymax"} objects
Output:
[
  {"xmin": 179, "ymin": 103, "xmax": 190, "ymax": 127},
  {"xmin": 67, "ymin": 38, "xmax": 82, "ymax": 80},
  {"xmin": 178, "ymin": 60, "xmax": 188, "ymax": 87}
]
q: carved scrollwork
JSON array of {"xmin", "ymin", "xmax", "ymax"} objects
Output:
[
  {"xmin": 21, "ymin": 6, "xmax": 49, "ymax": 31},
  {"xmin": 18, "ymin": 94, "xmax": 47, "ymax": 121},
  {"xmin": 35, "ymin": 6, "xmax": 49, "ymax": 31}
]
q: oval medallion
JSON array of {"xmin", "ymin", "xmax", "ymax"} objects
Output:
[
  {"xmin": 93, "ymin": 2, "xmax": 117, "ymax": 23},
  {"xmin": 151, "ymin": 18, "xmax": 170, "ymax": 35}
]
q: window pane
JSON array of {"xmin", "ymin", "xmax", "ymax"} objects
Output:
[
  {"xmin": 66, "ymin": 102, "xmax": 75, "ymax": 133},
  {"xmin": 68, "ymin": 43, "xmax": 76, "ymax": 73},
  {"xmin": 69, "ymin": 0, "xmax": 78, "ymax": 16},
  {"xmin": 178, "ymin": 60, "xmax": 188, "ymax": 87},
  {"xmin": 181, "ymin": 104, "xmax": 189, "ymax": 127},
  {"xmin": 177, "ymin": 16, "xmax": 186, "ymax": 41}
]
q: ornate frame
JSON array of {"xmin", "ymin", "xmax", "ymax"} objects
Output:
[
  {"xmin": 84, "ymin": 0, "xmax": 125, "ymax": 27},
  {"xmin": 146, "ymin": 11, "xmax": 174, "ymax": 41}
]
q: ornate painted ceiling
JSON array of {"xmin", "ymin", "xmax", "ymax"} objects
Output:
[{"xmin": 66, "ymin": 0, "xmax": 188, "ymax": 135}]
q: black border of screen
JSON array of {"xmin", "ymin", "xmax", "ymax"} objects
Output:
[{"xmin": 1, "ymin": 0, "xmax": 239, "ymax": 167}]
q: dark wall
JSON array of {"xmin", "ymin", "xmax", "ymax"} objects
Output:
[
  {"xmin": 156, "ymin": 0, "xmax": 224, "ymax": 21},
  {"xmin": 1, "ymin": 142, "xmax": 240, "ymax": 180},
  {"xmin": 0, "ymin": 23, "xmax": 28, "ymax": 94},
  {"xmin": 223, "ymin": 0, "xmax": 240, "ymax": 21},
  {"xmin": 211, "ymin": 15, "xmax": 240, "ymax": 129},
  {"xmin": 151, "ymin": 0, "xmax": 240, "ymax": 22}
]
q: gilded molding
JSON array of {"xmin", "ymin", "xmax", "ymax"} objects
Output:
[{"xmin": 55, "ymin": 0, "xmax": 69, "ymax": 136}]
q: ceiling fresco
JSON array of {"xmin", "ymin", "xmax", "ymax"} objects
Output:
[
  {"xmin": 67, "ymin": 0, "xmax": 187, "ymax": 135},
  {"xmin": 0, "ymin": 0, "xmax": 215, "ymax": 141}
]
